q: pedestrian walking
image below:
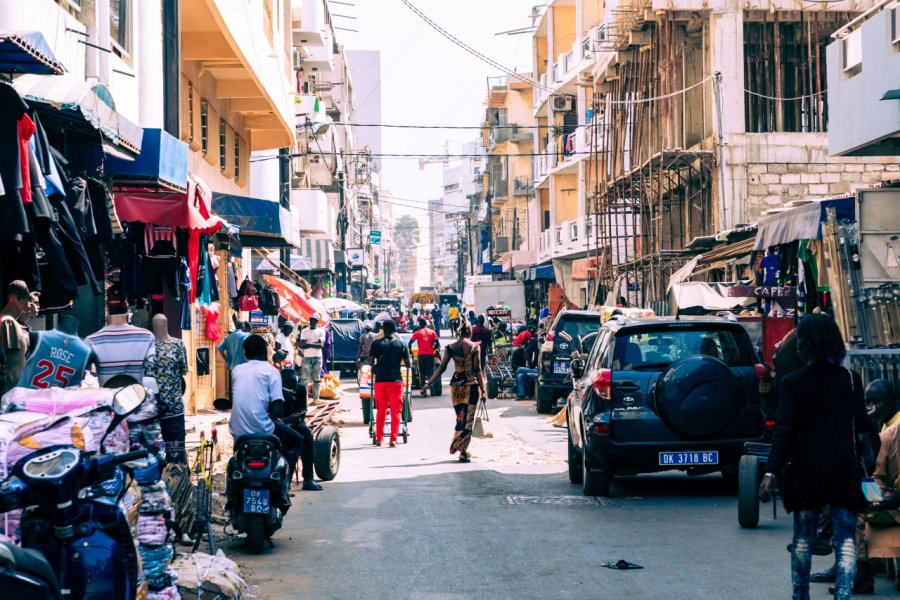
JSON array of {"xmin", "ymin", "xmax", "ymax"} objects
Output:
[
  {"xmin": 217, "ymin": 321, "xmax": 251, "ymax": 406},
  {"xmin": 421, "ymin": 319, "xmax": 485, "ymax": 463},
  {"xmin": 298, "ymin": 313, "xmax": 326, "ymax": 401},
  {"xmin": 441, "ymin": 300, "xmax": 450, "ymax": 331},
  {"xmin": 356, "ymin": 320, "xmax": 377, "ymax": 371},
  {"xmin": 761, "ymin": 314, "xmax": 877, "ymax": 600},
  {"xmin": 409, "ymin": 317, "xmax": 440, "ymax": 396},
  {"xmin": 367, "ymin": 319, "xmax": 411, "ymax": 447},
  {"xmin": 431, "ymin": 305, "xmax": 442, "ymax": 332},
  {"xmin": 448, "ymin": 304, "xmax": 460, "ymax": 335}
]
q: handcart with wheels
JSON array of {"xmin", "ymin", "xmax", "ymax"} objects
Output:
[
  {"xmin": 484, "ymin": 308, "xmax": 516, "ymax": 399},
  {"xmin": 367, "ymin": 366, "xmax": 412, "ymax": 444},
  {"xmin": 738, "ymin": 441, "xmax": 778, "ymax": 528}
]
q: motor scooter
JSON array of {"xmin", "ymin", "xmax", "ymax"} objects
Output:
[
  {"xmin": 0, "ymin": 383, "xmax": 149, "ymax": 599},
  {"xmin": 227, "ymin": 432, "xmax": 290, "ymax": 554}
]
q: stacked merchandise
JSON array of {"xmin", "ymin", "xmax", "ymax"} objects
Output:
[
  {"xmin": 126, "ymin": 386, "xmax": 182, "ymax": 600},
  {"xmin": 171, "ymin": 550, "xmax": 256, "ymax": 599},
  {"xmin": 0, "ymin": 384, "xmax": 182, "ymax": 598}
]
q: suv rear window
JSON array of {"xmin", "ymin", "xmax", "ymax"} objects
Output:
[
  {"xmin": 555, "ymin": 317, "xmax": 601, "ymax": 347},
  {"xmin": 612, "ymin": 327, "xmax": 754, "ymax": 370}
]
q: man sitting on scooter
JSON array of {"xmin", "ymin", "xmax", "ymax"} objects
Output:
[{"xmin": 228, "ymin": 335, "xmax": 317, "ymax": 504}]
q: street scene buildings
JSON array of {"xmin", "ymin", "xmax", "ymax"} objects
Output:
[{"xmin": 0, "ymin": 0, "xmax": 898, "ymax": 598}]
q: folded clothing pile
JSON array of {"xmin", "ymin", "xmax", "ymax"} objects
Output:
[
  {"xmin": 171, "ymin": 551, "xmax": 256, "ymax": 600},
  {"xmin": 130, "ymin": 421, "xmax": 165, "ymax": 456}
]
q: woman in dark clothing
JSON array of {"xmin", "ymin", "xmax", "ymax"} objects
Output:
[{"xmin": 762, "ymin": 314, "xmax": 875, "ymax": 600}]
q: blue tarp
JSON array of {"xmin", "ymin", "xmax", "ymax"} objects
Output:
[
  {"xmin": 0, "ymin": 32, "xmax": 65, "ymax": 75},
  {"xmin": 212, "ymin": 194, "xmax": 283, "ymax": 240},
  {"xmin": 330, "ymin": 318, "xmax": 364, "ymax": 365},
  {"xmin": 106, "ymin": 128, "xmax": 186, "ymax": 189},
  {"xmin": 533, "ymin": 263, "xmax": 555, "ymax": 280}
]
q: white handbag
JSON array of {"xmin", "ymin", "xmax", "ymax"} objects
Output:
[{"xmin": 472, "ymin": 396, "xmax": 493, "ymax": 438}]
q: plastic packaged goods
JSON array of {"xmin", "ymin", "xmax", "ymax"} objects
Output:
[
  {"xmin": 172, "ymin": 550, "xmax": 256, "ymax": 599},
  {"xmin": 130, "ymin": 421, "xmax": 165, "ymax": 455},
  {"xmin": 136, "ymin": 513, "xmax": 171, "ymax": 547},
  {"xmin": 139, "ymin": 542, "xmax": 175, "ymax": 583},
  {"xmin": 139, "ymin": 481, "xmax": 173, "ymax": 514}
]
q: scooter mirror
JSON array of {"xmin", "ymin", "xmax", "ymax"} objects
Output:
[{"xmin": 112, "ymin": 383, "xmax": 146, "ymax": 417}]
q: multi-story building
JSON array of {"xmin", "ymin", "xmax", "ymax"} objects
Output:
[
  {"xmin": 826, "ymin": 0, "xmax": 900, "ymax": 157},
  {"xmin": 481, "ymin": 76, "xmax": 538, "ymax": 277},
  {"xmin": 346, "ymin": 50, "xmax": 383, "ymax": 173},
  {"xmin": 530, "ymin": 0, "xmax": 897, "ymax": 308}
]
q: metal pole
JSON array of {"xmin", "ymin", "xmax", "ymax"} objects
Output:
[{"xmin": 712, "ymin": 71, "xmax": 729, "ymax": 231}]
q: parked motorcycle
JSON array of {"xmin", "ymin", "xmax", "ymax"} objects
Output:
[
  {"xmin": 227, "ymin": 432, "xmax": 290, "ymax": 554},
  {"xmin": 0, "ymin": 383, "xmax": 149, "ymax": 599}
]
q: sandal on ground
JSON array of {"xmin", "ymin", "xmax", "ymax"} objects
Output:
[{"xmin": 458, "ymin": 452, "xmax": 471, "ymax": 463}]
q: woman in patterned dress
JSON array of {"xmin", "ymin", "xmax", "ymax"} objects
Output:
[{"xmin": 421, "ymin": 319, "xmax": 485, "ymax": 462}]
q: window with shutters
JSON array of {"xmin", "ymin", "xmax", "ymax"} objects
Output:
[
  {"xmin": 234, "ymin": 136, "xmax": 241, "ymax": 182},
  {"xmin": 219, "ymin": 119, "xmax": 227, "ymax": 171},
  {"xmin": 200, "ymin": 101, "xmax": 209, "ymax": 156}
]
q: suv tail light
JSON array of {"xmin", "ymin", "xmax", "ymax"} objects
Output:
[
  {"xmin": 754, "ymin": 363, "xmax": 773, "ymax": 395},
  {"xmin": 592, "ymin": 368, "xmax": 612, "ymax": 402},
  {"xmin": 546, "ymin": 330, "xmax": 556, "ymax": 342}
]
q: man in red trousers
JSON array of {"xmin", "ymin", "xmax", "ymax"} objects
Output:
[{"xmin": 367, "ymin": 319, "xmax": 411, "ymax": 447}]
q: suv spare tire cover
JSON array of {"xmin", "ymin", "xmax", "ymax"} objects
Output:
[{"xmin": 656, "ymin": 356, "xmax": 742, "ymax": 439}]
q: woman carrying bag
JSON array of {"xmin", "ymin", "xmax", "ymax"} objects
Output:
[
  {"xmin": 421, "ymin": 319, "xmax": 485, "ymax": 463},
  {"xmin": 761, "ymin": 314, "xmax": 878, "ymax": 600}
]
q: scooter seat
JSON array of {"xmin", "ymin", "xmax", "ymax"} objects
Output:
[
  {"xmin": 0, "ymin": 541, "xmax": 60, "ymax": 597},
  {"xmin": 234, "ymin": 433, "xmax": 282, "ymax": 450}
]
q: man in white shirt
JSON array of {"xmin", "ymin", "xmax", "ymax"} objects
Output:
[
  {"xmin": 275, "ymin": 322, "xmax": 296, "ymax": 366},
  {"xmin": 228, "ymin": 335, "xmax": 320, "ymax": 494},
  {"xmin": 298, "ymin": 313, "xmax": 327, "ymax": 401}
]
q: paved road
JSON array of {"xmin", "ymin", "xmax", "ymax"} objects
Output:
[{"xmin": 226, "ymin": 339, "xmax": 897, "ymax": 599}]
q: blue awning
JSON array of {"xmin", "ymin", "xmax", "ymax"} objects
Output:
[
  {"xmin": 0, "ymin": 32, "xmax": 66, "ymax": 75},
  {"xmin": 106, "ymin": 129, "xmax": 187, "ymax": 191},
  {"xmin": 212, "ymin": 194, "xmax": 290, "ymax": 247},
  {"xmin": 532, "ymin": 263, "xmax": 555, "ymax": 280}
]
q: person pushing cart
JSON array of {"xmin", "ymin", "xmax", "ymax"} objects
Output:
[{"xmin": 367, "ymin": 319, "xmax": 412, "ymax": 447}]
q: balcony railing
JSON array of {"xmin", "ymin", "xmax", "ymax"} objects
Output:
[
  {"xmin": 551, "ymin": 64, "xmax": 559, "ymax": 83},
  {"xmin": 513, "ymin": 177, "xmax": 531, "ymax": 196}
]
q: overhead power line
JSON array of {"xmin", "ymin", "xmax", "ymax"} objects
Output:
[{"xmin": 334, "ymin": 121, "xmax": 556, "ymax": 130}]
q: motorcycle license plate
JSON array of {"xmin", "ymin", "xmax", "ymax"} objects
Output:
[
  {"xmin": 553, "ymin": 360, "xmax": 570, "ymax": 374},
  {"xmin": 243, "ymin": 489, "xmax": 270, "ymax": 514},
  {"xmin": 658, "ymin": 451, "xmax": 719, "ymax": 466}
]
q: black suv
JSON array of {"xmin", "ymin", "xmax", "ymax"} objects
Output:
[
  {"xmin": 536, "ymin": 310, "xmax": 603, "ymax": 414},
  {"xmin": 566, "ymin": 315, "xmax": 774, "ymax": 496}
]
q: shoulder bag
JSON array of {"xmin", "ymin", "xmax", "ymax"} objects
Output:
[{"xmin": 472, "ymin": 394, "xmax": 493, "ymax": 439}]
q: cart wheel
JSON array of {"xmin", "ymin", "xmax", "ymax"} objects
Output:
[
  {"xmin": 738, "ymin": 454, "xmax": 761, "ymax": 528},
  {"xmin": 402, "ymin": 425, "xmax": 409, "ymax": 444},
  {"xmin": 487, "ymin": 377, "xmax": 499, "ymax": 400},
  {"xmin": 314, "ymin": 426, "xmax": 341, "ymax": 481}
]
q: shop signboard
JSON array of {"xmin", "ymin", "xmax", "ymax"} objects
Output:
[{"xmin": 249, "ymin": 310, "xmax": 268, "ymax": 327}]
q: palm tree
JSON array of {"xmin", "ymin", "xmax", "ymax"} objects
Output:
[{"xmin": 394, "ymin": 215, "xmax": 420, "ymax": 249}]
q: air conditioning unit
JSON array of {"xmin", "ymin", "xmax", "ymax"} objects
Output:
[
  {"xmin": 842, "ymin": 29, "xmax": 862, "ymax": 72},
  {"xmin": 552, "ymin": 95, "xmax": 573, "ymax": 112},
  {"xmin": 494, "ymin": 236, "xmax": 509, "ymax": 253}
]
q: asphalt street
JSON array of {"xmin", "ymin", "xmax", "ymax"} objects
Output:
[{"xmin": 226, "ymin": 336, "xmax": 898, "ymax": 600}]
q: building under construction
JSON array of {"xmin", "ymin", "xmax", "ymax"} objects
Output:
[{"xmin": 529, "ymin": 0, "xmax": 896, "ymax": 308}]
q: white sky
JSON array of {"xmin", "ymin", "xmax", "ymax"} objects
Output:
[{"xmin": 339, "ymin": 0, "xmax": 536, "ymax": 287}]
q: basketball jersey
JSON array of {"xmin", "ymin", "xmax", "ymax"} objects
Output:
[{"xmin": 18, "ymin": 330, "xmax": 93, "ymax": 390}]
